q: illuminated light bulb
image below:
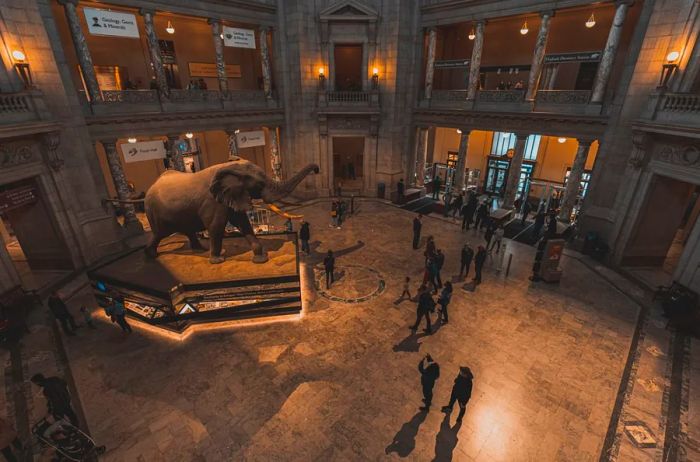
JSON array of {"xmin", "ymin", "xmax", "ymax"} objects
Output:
[
  {"xmin": 585, "ymin": 13, "xmax": 596, "ymax": 28},
  {"xmin": 318, "ymin": 67, "xmax": 325, "ymax": 76},
  {"xmin": 11, "ymin": 50, "xmax": 26, "ymax": 61},
  {"xmin": 558, "ymin": 137, "xmax": 567, "ymax": 144},
  {"xmin": 185, "ymin": 132, "xmax": 194, "ymax": 139},
  {"xmin": 220, "ymin": 33, "xmax": 224, "ymax": 40},
  {"xmin": 128, "ymin": 137, "xmax": 137, "ymax": 144},
  {"xmin": 372, "ymin": 67, "xmax": 379, "ymax": 76},
  {"xmin": 456, "ymin": 129, "xmax": 462, "ymax": 134},
  {"xmin": 666, "ymin": 51, "xmax": 680, "ymax": 63},
  {"xmin": 468, "ymin": 28, "xmax": 476, "ymax": 40},
  {"xmin": 520, "ymin": 21, "xmax": 529, "ymax": 35},
  {"xmin": 166, "ymin": 21, "xmax": 175, "ymax": 34}
]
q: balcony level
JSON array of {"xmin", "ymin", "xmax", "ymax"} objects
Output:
[
  {"xmin": 639, "ymin": 92, "xmax": 700, "ymax": 133},
  {"xmin": 0, "ymin": 91, "xmax": 52, "ymax": 127}
]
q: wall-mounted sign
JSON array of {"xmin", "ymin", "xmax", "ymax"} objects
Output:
[
  {"xmin": 83, "ymin": 8, "xmax": 139, "ymax": 38},
  {"xmin": 544, "ymin": 51, "xmax": 602, "ymax": 64},
  {"xmin": 434, "ymin": 59, "xmax": 470, "ymax": 69},
  {"xmin": 188, "ymin": 63, "xmax": 242, "ymax": 78},
  {"xmin": 0, "ymin": 185, "xmax": 37, "ymax": 213},
  {"xmin": 223, "ymin": 26, "xmax": 256, "ymax": 49},
  {"xmin": 236, "ymin": 130, "xmax": 266, "ymax": 148},
  {"xmin": 120, "ymin": 140, "xmax": 166, "ymax": 163}
]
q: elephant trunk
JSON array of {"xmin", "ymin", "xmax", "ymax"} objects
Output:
[{"xmin": 262, "ymin": 163, "xmax": 319, "ymax": 201}]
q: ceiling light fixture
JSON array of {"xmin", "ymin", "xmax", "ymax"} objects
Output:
[
  {"xmin": 558, "ymin": 137, "xmax": 567, "ymax": 144},
  {"xmin": 185, "ymin": 132, "xmax": 194, "ymax": 139},
  {"xmin": 166, "ymin": 20, "xmax": 175, "ymax": 34},
  {"xmin": 585, "ymin": 13, "xmax": 596, "ymax": 28},
  {"xmin": 128, "ymin": 137, "xmax": 137, "ymax": 144},
  {"xmin": 468, "ymin": 27, "xmax": 476, "ymax": 41},
  {"xmin": 520, "ymin": 20, "xmax": 529, "ymax": 35}
]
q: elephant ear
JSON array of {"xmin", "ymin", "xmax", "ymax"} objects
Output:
[{"xmin": 209, "ymin": 168, "xmax": 250, "ymax": 210}]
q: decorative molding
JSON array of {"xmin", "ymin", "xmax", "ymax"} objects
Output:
[
  {"xmin": 0, "ymin": 141, "xmax": 38, "ymax": 168},
  {"xmin": 319, "ymin": 0, "xmax": 379, "ymax": 22},
  {"xmin": 477, "ymin": 90, "xmax": 525, "ymax": 103},
  {"xmin": 657, "ymin": 144, "xmax": 700, "ymax": 167},
  {"xmin": 535, "ymin": 90, "xmax": 591, "ymax": 105},
  {"xmin": 327, "ymin": 116, "xmax": 370, "ymax": 131},
  {"xmin": 41, "ymin": 131, "xmax": 63, "ymax": 171}
]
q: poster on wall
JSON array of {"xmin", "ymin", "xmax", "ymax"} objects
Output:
[
  {"xmin": 544, "ymin": 51, "xmax": 602, "ymax": 64},
  {"xmin": 83, "ymin": 8, "xmax": 140, "ymax": 38},
  {"xmin": 120, "ymin": 140, "xmax": 166, "ymax": 163},
  {"xmin": 223, "ymin": 26, "xmax": 256, "ymax": 49},
  {"xmin": 188, "ymin": 63, "xmax": 242, "ymax": 78},
  {"xmin": 236, "ymin": 130, "xmax": 266, "ymax": 148}
]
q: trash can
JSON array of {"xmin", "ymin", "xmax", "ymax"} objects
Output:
[{"xmin": 377, "ymin": 182, "xmax": 386, "ymax": 199}]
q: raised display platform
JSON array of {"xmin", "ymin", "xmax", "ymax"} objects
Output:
[{"xmin": 87, "ymin": 232, "xmax": 301, "ymax": 336}]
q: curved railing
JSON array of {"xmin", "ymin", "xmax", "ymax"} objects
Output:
[{"xmin": 535, "ymin": 90, "xmax": 591, "ymax": 104}]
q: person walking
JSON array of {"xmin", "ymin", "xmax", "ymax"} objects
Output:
[
  {"xmin": 532, "ymin": 210, "xmax": 546, "ymax": 238},
  {"xmin": 424, "ymin": 236, "xmax": 436, "ymax": 262},
  {"xmin": 459, "ymin": 243, "xmax": 474, "ymax": 279},
  {"xmin": 299, "ymin": 221, "xmax": 311, "ymax": 254},
  {"xmin": 473, "ymin": 245, "xmax": 487, "ymax": 285},
  {"xmin": 490, "ymin": 225, "xmax": 505, "ymax": 253},
  {"xmin": 451, "ymin": 193, "xmax": 463, "ymax": 219},
  {"xmin": 484, "ymin": 219, "xmax": 496, "ymax": 249},
  {"xmin": 397, "ymin": 178, "xmax": 405, "ymax": 203},
  {"xmin": 412, "ymin": 214, "xmax": 422, "ymax": 250},
  {"xmin": 437, "ymin": 282, "xmax": 453, "ymax": 324},
  {"xmin": 418, "ymin": 354, "xmax": 440, "ymax": 410},
  {"xmin": 410, "ymin": 287, "xmax": 434, "ymax": 334},
  {"xmin": 0, "ymin": 416, "xmax": 23, "ymax": 462},
  {"xmin": 434, "ymin": 249, "xmax": 445, "ymax": 289},
  {"xmin": 521, "ymin": 200, "xmax": 532, "ymax": 226},
  {"xmin": 399, "ymin": 276, "xmax": 412, "ymax": 302},
  {"xmin": 330, "ymin": 201, "xmax": 339, "ymax": 228},
  {"xmin": 107, "ymin": 295, "xmax": 132, "ymax": 333},
  {"xmin": 426, "ymin": 257, "xmax": 440, "ymax": 294},
  {"xmin": 432, "ymin": 175, "xmax": 441, "ymax": 200},
  {"xmin": 47, "ymin": 292, "xmax": 77, "ymax": 336},
  {"xmin": 324, "ymin": 250, "xmax": 335, "ymax": 289},
  {"xmin": 475, "ymin": 201, "xmax": 489, "ymax": 231},
  {"xmin": 546, "ymin": 211, "xmax": 558, "ymax": 237},
  {"xmin": 30, "ymin": 374, "xmax": 79, "ymax": 427},
  {"xmin": 441, "ymin": 366, "xmax": 474, "ymax": 422}
]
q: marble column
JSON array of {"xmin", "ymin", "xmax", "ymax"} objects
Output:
[
  {"xmin": 502, "ymin": 133, "xmax": 528, "ymax": 208},
  {"xmin": 424, "ymin": 27, "xmax": 437, "ymax": 100},
  {"xmin": 226, "ymin": 129, "xmax": 239, "ymax": 159},
  {"xmin": 140, "ymin": 9, "xmax": 169, "ymax": 98},
  {"xmin": 166, "ymin": 135, "xmax": 185, "ymax": 172},
  {"xmin": 101, "ymin": 139, "xmax": 140, "ymax": 227},
  {"xmin": 59, "ymin": 0, "xmax": 101, "ymax": 103},
  {"xmin": 559, "ymin": 139, "xmax": 594, "ymax": 221},
  {"xmin": 467, "ymin": 21, "xmax": 485, "ymax": 101},
  {"xmin": 259, "ymin": 27, "xmax": 273, "ymax": 100},
  {"xmin": 591, "ymin": 1, "xmax": 632, "ymax": 103},
  {"xmin": 454, "ymin": 130, "xmax": 470, "ymax": 191},
  {"xmin": 208, "ymin": 19, "xmax": 228, "ymax": 93},
  {"xmin": 269, "ymin": 127, "xmax": 282, "ymax": 181},
  {"xmin": 526, "ymin": 11, "xmax": 553, "ymax": 101},
  {"xmin": 415, "ymin": 127, "xmax": 429, "ymax": 186}
]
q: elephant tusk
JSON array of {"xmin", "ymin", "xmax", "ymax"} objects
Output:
[{"xmin": 266, "ymin": 203, "xmax": 303, "ymax": 219}]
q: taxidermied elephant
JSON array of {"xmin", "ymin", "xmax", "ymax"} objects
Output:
[{"xmin": 144, "ymin": 158, "xmax": 319, "ymax": 264}]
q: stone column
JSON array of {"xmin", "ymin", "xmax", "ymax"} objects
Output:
[
  {"xmin": 415, "ymin": 127, "xmax": 429, "ymax": 186},
  {"xmin": 424, "ymin": 27, "xmax": 437, "ymax": 100},
  {"xmin": 140, "ymin": 9, "xmax": 169, "ymax": 98},
  {"xmin": 269, "ymin": 127, "xmax": 282, "ymax": 181},
  {"xmin": 454, "ymin": 130, "xmax": 470, "ymax": 191},
  {"xmin": 59, "ymin": 0, "xmax": 101, "ymax": 103},
  {"xmin": 591, "ymin": 1, "xmax": 632, "ymax": 103},
  {"xmin": 101, "ymin": 140, "xmax": 140, "ymax": 227},
  {"xmin": 526, "ymin": 11, "xmax": 553, "ymax": 101},
  {"xmin": 165, "ymin": 135, "xmax": 185, "ymax": 171},
  {"xmin": 466, "ymin": 21, "xmax": 485, "ymax": 101},
  {"xmin": 259, "ymin": 27, "xmax": 273, "ymax": 100},
  {"xmin": 559, "ymin": 139, "xmax": 594, "ymax": 221},
  {"xmin": 226, "ymin": 129, "xmax": 239, "ymax": 159},
  {"xmin": 208, "ymin": 19, "xmax": 227, "ymax": 93},
  {"xmin": 502, "ymin": 133, "xmax": 528, "ymax": 208}
]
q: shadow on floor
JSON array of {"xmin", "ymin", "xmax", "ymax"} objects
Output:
[
  {"xmin": 432, "ymin": 413, "xmax": 463, "ymax": 462},
  {"xmin": 385, "ymin": 409, "xmax": 428, "ymax": 457}
]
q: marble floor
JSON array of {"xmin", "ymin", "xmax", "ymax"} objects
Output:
[{"xmin": 17, "ymin": 200, "xmax": 694, "ymax": 461}]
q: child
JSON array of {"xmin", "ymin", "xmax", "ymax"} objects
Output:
[
  {"xmin": 401, "ymin": 276, "xmax": 412, "ymax": 301},
  {"xmin": 80, "ymin": 306, "xmax": 96, "ymax": 329}
]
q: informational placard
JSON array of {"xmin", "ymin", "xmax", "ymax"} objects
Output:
[
  {"xmin": 120, "ymin": 140, "xmax": 166, "ymax": 163},
  {"xmin": 188, "ymin": 63, "xmax": 242, "ymax": 78},
  {"xmin": 223, "ymin": 26, "xmax": 256, "ymax": 49},
  {"xmin": 0, "ymin": 185, "xmax": 37, "ymax": 213},
  {"xmin": 434, "ymin": 59, "xmax": 470, "ymax": 69},
  {"xmin": 236, "ymin": 130, "xmax": 266, "ymax": 148},
  {"xmin": 544, "ymin": 51, "xmax": 602, "ymax": 64},
  {"xmin": 84, "ymin": 8, "xmax": 140, "ymax": 38}
]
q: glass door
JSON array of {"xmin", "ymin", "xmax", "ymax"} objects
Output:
[{"xmin": 484, "ymin": 158, "xmax": 509, "ymax": 195}]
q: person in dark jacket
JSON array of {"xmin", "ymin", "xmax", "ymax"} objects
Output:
[
  {"xmin": 484, "ymin": 219, "xmax": 496, "ymax": 248},
  {"xmin": 459, "ymin": 243, "xmax": 474, "ymax": 279},
  {"xmin": 397, "ymin": 178, "xmax": 405, "ymax": 203},
  {"xmin": 31, "ymin": 374, "xmax": 79, "ymax": 426},
  {"xmin": 299, "ymin": 221, "xmax": 311, "ymax": 254},
  {"xmin": 475, "ymin": 201, "xmax": 489, "ymax": 231},
  {"xmin": 432, "ymin": 176, "xmax": 441, "ymax": 199},
  {"xmin": 418, "ymin": 354, "xmax": 440, "ymax": 410},
  {"xmin": 426, "ymin": 257, "xmax": 440, "ymax": 294},
  {"xmin": 47, "ymin": 292, "xmax": 77, "ymax": 336},
  {"xmin": 473, "ymin": 245, "xmax": 487, "ymax": 285},
  {"xmin": 424, "ymin": 236, "xmax": 436, "ymax": 263},
  {"xmin": 521, "ymin": 200, "xmax": 532, "ymax": 226},
  {"xmin": 323, "ymin": 250, "xmax": 335, "ymax": 289},
  {"xmin": 461, "ymin": 192, "xmax": 477, "ymax": 230},
  {"xmin": 410, "ymin": 287, "xmax": 434, "ymax": 334},
  {"xmin": 412, "ymin": 214, "xmax": 422, "ymax": 250},
  {"xmin": 451, "ymin": 193, "xmax": 463, "ymax": 219},
  {"xmin": 434, "ymin": 249, "xmax": 445, "ymax": 289},
  {"xmin": 546, "ymin": 212, "xmax": 558, "ymax": 237},
  {"xmin": 441, "ymin": 366, "xmax": 474, "ymax": 422},
  {"xmin": 532, "ymin": 210, "xmax": 546, "ymax": 237},
  {"xmin": 438, "ymin": 282, "xmax": 453, "ymax": 324}
]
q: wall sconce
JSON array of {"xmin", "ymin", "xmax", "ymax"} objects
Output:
[
  {"xmin": 166, "ymin": 20, "xmax": 175, "ymax": 34},
  {"xmin": 372, "ymin": 67, "xmax": 379, "ymax": 89},
  {"xmin": 318, "ymin": 67, "xmax": 326, "ymax": 89},
  {"xmin": 185, "ymin": 132, "xmax": 194, "ymax": 139},
  {"xmin": 659, "ymin": 51, "xmax": 680, "ymax": 88},
  {"xmin": 12, "ymin": 50, "xmax": 33, "ymax": 88},
  {"xmin": 520, "ymin": 21, "xmax": 529, "ymax": 35},
  {"xmin": 585, "ymin": 13, "xmax": 596, "ymax": 28}
]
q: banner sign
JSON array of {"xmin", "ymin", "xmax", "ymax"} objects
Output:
[
  {"xmin": 223, "ymin": 27, "xmax": 256, "ymax": 49},
  {"xmin": 544, "ymin": 51, "xmax": 602, "ymax": 64},
  {"xmin": 188, "ymin": 63, "xmax": 242, "ymax": 78},
  {"xmin": 0, "ymin": 185, "xmax": 37, "ymax": 213},
  {"xmin": 236, "ymin": 130, "xmax": 266, "ymax": 148},
  {"xmin": 434, "ymin": 59, "xmax": 470, "ymax": 69},
  {"xmin": 84, "ymin": 8, "xmax": 139, "ymax": 38},
  {"xmin": 120, "ymin": 140, "xmax": 166, "ymax": 163}
]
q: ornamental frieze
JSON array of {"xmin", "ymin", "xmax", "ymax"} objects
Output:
[
  {"xmin": 0, "ymin": 141, "xmax": 38, "ymax": 168},
  {"xmin": 657, "ymin": 144, "xmax": 700, "ymax": 167}
]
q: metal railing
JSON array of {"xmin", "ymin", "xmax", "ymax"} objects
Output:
[{"xmin": 327, "ymin": 91, "xmax": 370, "ymax": 103}]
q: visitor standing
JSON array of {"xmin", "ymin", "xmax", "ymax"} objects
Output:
[
  {"xmin": 432, "ymin": 176, "xmax": 441, "ymax": 200},
  {"xmin": 475, "ymin": 201, "xmax": 489, "ymax": 231},
  {"xmin": 330, "ymin": 201, "xmax": 339, "ymax": 228},
  {"xmin": 0, "ymin": 416, "xmax": 23, "ymax": 462},
  {"xmin": 484, "ymin": 219, "xmax": 496, "ymax": 249},
  {"xmin": 490, "ymin": 225, "xmax": 505, "ymax": 253},
  {"xmin": 473, "ymin": 245, "xmax": 487, "ymax": 285},
  {"xmin": 451, "ymin": 193, "xmax": 463, "ymax": 219},
  {"xmin": 285, "ymin": 218, "xmax": 293, "ymax": 232},
  {"xmin": 443, "ymin": 188, "xmax": 452, "ymax": 217},
  {"xmin": 410, "ymin": 287, "xmax": 434, "ymax": 334},
  {"xmin": 30, "ymin": 374, "xmax": 79, "ymax": 427},
  {"xmin": 547, "ymin": 211, "xmax": 558, "ymax": 237},
  {"xmin": 412, "ymin": 214, "xmax": 422, "ymax": 249},
  {"xmin": 400, "ymin": 276, "xmax": 412, "ymax": 301},
  {"xmin": 427, "ymin": 257, "xmax": 440, "ymax": 294},
  {"xmin": 47, "ymin": 292, "xmax": 77, "ymax": 337},
  {"xmin": 424, "ymin": 236, "xmax": 436, "ymax": 262},
  {"xmin": 521, "ymin": 200, "xmax": 532, "ymax": 226},
  {"xmin": 533, "ymin": 210, "xmax": 546, "ymax": 238},
  {"xmin": 459, "ymin": 243, "xmax": 474, "ymax": 279},
  {"xmin": 397, "ymin": 178, "xmax": 405, "ymax": 203},
  {"xmin": 418, "ymin": 354, "xmax": 440, "ymax": 410},
  {"xmin": 108, "ymin": 295, "xmax": 132, "ymax": 334},
  {"xmin": 299, "ymin": 221, "xmax": 311, "ymax": 254},
  {"xmin": 463, "ymin": 192, "xmax": 478, "ymax": 230},
  {"xmin": 441, "ymin": 366, "xmax": 474, "ymax": 422},
  {"xmin": 337, "ymin": 200, "xmax": 346, "ymax": 226},
  {"xmin": 438, "ymin": 281, "xmax": 453, "ymax": 324},
  {"xmin": 434, "ymin": 249, "xmax": 445, "ymax": 289},
  {"xmin": 324, "ymin": 250, "xmax": 335, "ymax": 289}
]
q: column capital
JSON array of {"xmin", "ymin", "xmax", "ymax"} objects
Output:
[
  {"xmin": 207, "ymin": 18, "xmax": 221, "ymax": 26},
  {"xmin": 539, "ymin": 10, "xmax": 555, "ymax": 18},
  {"xmin": 473, "ymin": 19, "xmax": 486, "ymax": 26},
  {"xmin": 426, "ymin": 26, "xmax": 437, "ymax": 33},
  {"xmin": 458, "ymin": 128, "xmax": 472, "ymax": 136},
  {"xmin": 57, "ymin": 0, "xmax": 79, "ymax": 6},
  {"xmin": 166, "ymin": 134, "xmax": 181, "ymax": 141},
  {"xmin": 259, "ymin": 25, "xmax": 271, "ymax": 32},
  {"xmin": 576, "ymin": 138, "xmax": 596, "ymax": 148},
  {"xmin": 514, "ymin": 132, "xmax": 530, "ymax": 141},
  {"xmin": 139, "ymin": 8, "xmax": 155, "ymax": 17},
  {"xmin": 615, "ymin": 0, "xmax": 634, "ymax": 6},
  {"xmin": 99, "ymin": 138, "xmax": 118, "ymax": 146}
]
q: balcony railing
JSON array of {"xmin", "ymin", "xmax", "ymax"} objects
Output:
[
  {"xmin": 476, "ymin": 89, "xmax": 526, "ymax": 103},
  {"xmin": 432, "ymin": 90, "xmax": 468, "ymax": 102},
  {"xmin": 535, "ymin": 90, "xmax": 591, "ymax": 105},
  {"xmin": 643, "ymin": 91, "xmax": 700, "ymax": 128},
  {"xmin": 661, "ymin": 93, "xmax": 700, "ymax": 112},
  {"xmin": 0, "ymin": 91, "xmax": 50, "ymax": 125},
  {"xmin": 327, "ymin": 91, "xmax": 369, "ymax": 103}
]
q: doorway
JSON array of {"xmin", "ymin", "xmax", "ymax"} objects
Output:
[
  {"xmin": 575, "ymin": 62, "xmax": 599, "ymax": 90},
  {"xmin": 334, "ymin": 44, "xmax": 363, "ymax": 91},
  {"xmin": 332, "ymin": 136, "xmax": 364, "ymax": 194},
  {"xmin": 0, "ymin": 178, "xmax": 73, "ymax": 290}
]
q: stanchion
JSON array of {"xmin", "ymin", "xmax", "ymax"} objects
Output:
[
  {"xmin": 496, "ymin": 243, "xmax": 507, "ymax": 273},
  {"xmin": 505, "ymin": 253, "xmax": 513, "ymax": 278}
]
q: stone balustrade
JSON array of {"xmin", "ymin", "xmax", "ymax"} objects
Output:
[
  {"xmin": 535, "ymin": 90, "xmax": 591, "ymax": 105},
  {"xmin": 661, "ymin": 93, "xmax": 700, "ymax": 112},
  {"xmin": 0, "ymin": 91, "xmax": 48, "ymax": 125},
  {"xmin": 644, "ymin": 92, "xmax": 700, "ymax": 128},
  {"xmin": 476, "ymin": 89, "xmax": 526, "ymax": 103},
  {"xmin": 327, "ymin": 91, "xmax": 370, "ymax": 103},
  {"xmin": 432, "ymin": 90, "xmax": 468, "ymax": 102}
]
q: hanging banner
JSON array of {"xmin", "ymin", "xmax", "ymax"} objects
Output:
[
  {"xmin": 0, "ymin": 185, "xmax": 37, "ymax": 213},
  {"xmin": 223, "ymin": 26, "xmax": 256, "ymax": 49},
  {"xmin": 544, "ymin": 51, "xmax": 602, "ymax": 64},
  {"xmin": 120, "ymin": 140, "xmax": 166, "ymax": 163},
  {"xmin": 434, "ymin": 59, "xmax": 470, "ymax": 69},
  {"xmin": 83, "ymin": 8, "xmax": 140, "ymax": 38},
  {"xmin": 236, "ymin": 130, "xmax": 266, "ymax": 148},
  {"xmin": 188, "ymin": 63, "xmax": 242, "ymax": 78}
]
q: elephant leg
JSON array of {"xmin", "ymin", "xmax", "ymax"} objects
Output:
[
  {"xmin": 208, "ymin": 209, "xmax": 228, "ymax": 264},
  {"xmin": 187, "ymin": 232, "xmax": 206, "ymax": 251},
  {"xmin": 145, "ymin": 234, "xmax": 162, "ymax": 258},
  {"xmin": 230, "ymin": 210, "xmax": 268, "ymax": 263}
]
